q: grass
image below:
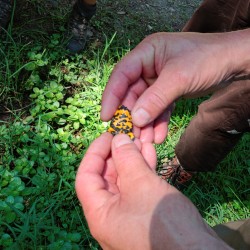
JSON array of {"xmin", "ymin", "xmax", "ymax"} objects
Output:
[{"xmin": 0, "ymin": 0, "xmax": 249, "ymax": 249}]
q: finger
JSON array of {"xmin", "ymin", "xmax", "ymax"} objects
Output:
[
  {"xmin": 141, "ymin": 142, "xmax": 157, "ymax": 171},
  {"xmin": 122, "ymin": 78, "xmax": 148, "ymax": 109},
  {"xmin": 75, "ymin": 133, "xmax": 113, "ymax": 213},
  {"xmin": 153, "ymin": 104, "xmax": 174, "ymax": 144},
  {"xmin": 112, "ymin": 134, "xmax": 153, "ymax": 186},
  {"xmin": 139, "ymin": 122, "xmax": 154, "ymax": 143},
  {"xmin": 133, "ymin": 124, "xmax": 141, "ymax": 139},
  {"xmin": 101, "ymin": 157, "xmax": 119, "ymax": 194},
  {"xmin": 134, "ymin": 138, "xmax": 142, "ymax": 151},
  {"xmin": 131, "ymin": 67, "xmax": 183, "ymax": 127},
  {"xmin": 101, "ymin": 42, "xmax": 156, "ymax": 121}
]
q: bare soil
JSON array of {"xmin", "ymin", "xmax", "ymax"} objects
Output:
[
  {"xmin": 13, "ymin": 0, "xmax": 202, "ymax": 44},
  {"xmin": 104, "ymin": 0, "xmax": 202, "ymax": 31}
]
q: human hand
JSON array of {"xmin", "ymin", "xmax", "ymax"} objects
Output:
[
  {"xmin": 75, "ymin": 133, "xmax": 230, "ymax": 249},
  {"xmin": 101, "ymin": 29, "xmax": 250, "ymax": 144}
]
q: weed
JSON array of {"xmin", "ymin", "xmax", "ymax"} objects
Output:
[{"xmin": 0, "ymin": 0, "xmax": 249, "ymax": 248}]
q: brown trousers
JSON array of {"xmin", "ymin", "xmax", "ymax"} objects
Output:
[
  {"xmin": 175, "ymin": 80, "xmax": 250, "ymax": 172},
  {"xmin": 177, "ymin": 1, "xmax": 250, "ymax": 249},
  {"xmin": 176, "ymin": 0, "xmax": 250, "ymax": 172},
  {"xmin": 213, "ymin": 219, "xmax": 250, "ymax": 250}
]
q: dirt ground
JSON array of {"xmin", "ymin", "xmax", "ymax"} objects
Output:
[
  {"xmin": 14, "ymin": 0, "xmax": 203, "ymax": 44},
  {"xmin": 106, "ymin": 0, "xmax": 202, "ymax": 31}
]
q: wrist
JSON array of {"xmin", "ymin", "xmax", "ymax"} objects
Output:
[
  {"xmin": 148, "ymin": 195, "xmax": 232, "ymax": 250},
  {"xmin": 223, "ymin": 29, "xmax": 250, "ymax": 81},
  {"xmin": 150, "ymin": 229, "xmax": 232, "ymax": 250}
]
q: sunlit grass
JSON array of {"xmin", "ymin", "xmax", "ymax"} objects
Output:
[{"xmin": 0, "ymin": 0, "xmax": 249, "ymax": 248}]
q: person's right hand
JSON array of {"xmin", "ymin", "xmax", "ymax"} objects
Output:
[
  {"xmin": 76, "ymin": 133, "xmax": 231, "ymax": 249},
  {"xmin": 101, "ymin": 29, "xmax": 250, "ymax": 144}
]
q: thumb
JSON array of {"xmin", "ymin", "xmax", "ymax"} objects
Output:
[
  {"xmin": 112, "ymin": 134, "xmax": 152, "ymax": 184},
  {"xmin": 132, "ymin": 69, "xmax": 182, "ymax": 127}
]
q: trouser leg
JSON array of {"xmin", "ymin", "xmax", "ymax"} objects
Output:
[
  {"xmin": 175, "ymin": 80, "xmax": 250, "ymax": 172},
  {"xmin": 213, "ymin": 218, "xmax": 250, "ymax": 249},
  {"xmin": 0, "ymin": 0, "xmax": 13, "ymax": 31},
  {"xmin": 66, "ymin": 0, "xmax": 97, "ymax": 53},
  {"xmin": 174, "ymin": 0, "xmax": 250, "ymax": 173},
  {"xmin": 182, "ymin": 0, "xmax": 250, "ymax": 32}
]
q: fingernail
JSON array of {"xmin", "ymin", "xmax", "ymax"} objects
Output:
[
  {"xmin": 113, "ymin": 134, "xmax": 133, "ymax": 148},
  {"xmin": 133, "ymin": 108, "xmax": 151, "ymax": 127}
]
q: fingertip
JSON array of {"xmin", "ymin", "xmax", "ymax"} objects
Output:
[
  {"xmin": 100, "ymin": 111, "xmax": 108, "ymax": 121},
  {"xmin": 77, "ymin": 132, "xmax": 112, "ymax": 174},
  {"xmin": 153, "ymin": 107, "xmax": 172, "ymax": 144},
  {"xmin": 154, "ymin": 129, "xmax": 167, "ymax": 144},
  {"xmin": 100, "ymin": 102, "xmax": 115, "ymax": 121},
  {"xmin": 101, "ymin": 90, "xmax": 121, "ymax": 121}
]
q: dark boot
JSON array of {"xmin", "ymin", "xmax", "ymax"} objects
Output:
[
  {"xmin": 66, "ymin": 0, "xmax": 96, "ymax": 54},
  {"xmin": 0, "ymin": 0, "xmax": 13, "ymax": 31}
]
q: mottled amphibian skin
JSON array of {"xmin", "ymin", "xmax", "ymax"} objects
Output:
[{"xmin": 108, "ymin": 105, "xmax": 135, "ymax": 140}]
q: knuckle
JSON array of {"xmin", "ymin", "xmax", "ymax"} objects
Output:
[{"xmin": 173, "ymin": 68, "xmax": 191, "ymax": 86}]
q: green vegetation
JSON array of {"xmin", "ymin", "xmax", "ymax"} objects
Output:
[{"xmin": 0, "ymin": 0, "xmax": 249, "ymax": 249}]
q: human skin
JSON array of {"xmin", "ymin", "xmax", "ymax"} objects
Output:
[
  {"xmin": 75, "ymin": 133, "xmax": 232, "ymax": 250},
  {"xmin": 101, "ymin": 29, "xmax": 250, "ymax": 144}
]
